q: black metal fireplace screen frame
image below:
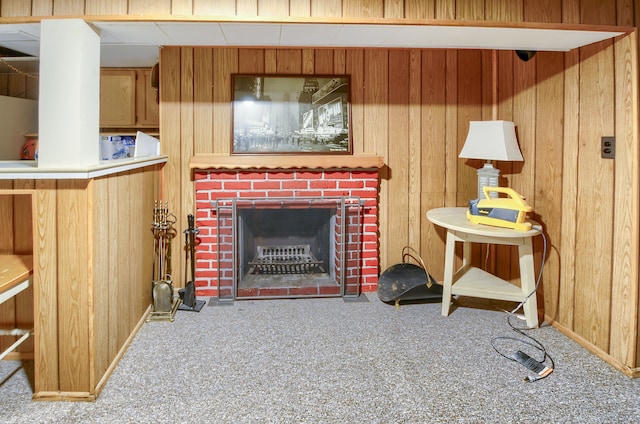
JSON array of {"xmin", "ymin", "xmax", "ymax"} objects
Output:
[{"xmin": 210, "ymin": 196, "xmax": 365, "ymax": 301}]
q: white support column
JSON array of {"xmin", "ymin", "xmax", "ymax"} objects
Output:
[{"xmin": 37, "ymin": 19, "xmax": 101, "ymax": 168}]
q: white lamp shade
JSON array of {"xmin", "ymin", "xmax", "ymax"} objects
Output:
[{"xmin": 459, "ymin": 120, "xmax": 524, "ymax": 161}]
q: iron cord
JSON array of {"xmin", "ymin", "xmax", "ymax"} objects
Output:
[{"xmin": 490, "ymin": 231, "xmax": 554, "ymax": 382}]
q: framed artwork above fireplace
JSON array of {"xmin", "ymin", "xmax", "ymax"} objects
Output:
[{"xmin": 231, "ymin": 74, "xmax": 351, "ymax": 155}]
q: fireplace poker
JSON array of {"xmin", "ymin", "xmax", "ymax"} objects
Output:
[{"xmin": 178, "ymin": 213, "xmax": 206, "ymax": 312}]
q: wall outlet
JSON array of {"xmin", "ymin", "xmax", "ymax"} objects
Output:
[{"xmin": 601, "ymin": 136, "xmax": 615, "ymax": 159}]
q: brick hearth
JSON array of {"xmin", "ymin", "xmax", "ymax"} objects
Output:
[{"xmin": 193, "ymin": 168, "xmax": 380, "ymax": 298}]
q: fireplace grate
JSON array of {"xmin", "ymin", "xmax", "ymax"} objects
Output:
[{"xmin": 249, "ymin": 244, "xmax": 324, "ymax": 274}]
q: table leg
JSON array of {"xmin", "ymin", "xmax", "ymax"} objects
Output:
[
  {"xmin": 519, "ymin": 237, "xmax": 539, "ymax": 328},
  {"xmin": 441, "ymin": 230, "xmax": 456, "ymax": 317}
]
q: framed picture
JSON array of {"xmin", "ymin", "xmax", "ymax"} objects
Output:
[{"xmin": 232, "ymin": 75, "xmax": 351, "ymax": 154}]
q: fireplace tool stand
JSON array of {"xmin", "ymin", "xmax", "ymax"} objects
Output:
[
  {"xmin": 178, "ymin": 213, "xmax": 206, "ymax": 312},
  {"xmin": 147, "ymin": 201, "xmax": 181, "ymax": 322}
]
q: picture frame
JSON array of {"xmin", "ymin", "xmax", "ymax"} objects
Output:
[{"xmin": 231, "ymin": 75, "xmax": 351, "ymax": 154}]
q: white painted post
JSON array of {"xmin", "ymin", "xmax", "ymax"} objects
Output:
[{"xmin": 37, "ymin": 19, "xmax": 101, "ymax": 168}]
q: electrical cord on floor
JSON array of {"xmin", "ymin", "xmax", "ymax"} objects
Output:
[{"xmin": 490, "ymin": 228, "xmax": 555, "ymax": 382}]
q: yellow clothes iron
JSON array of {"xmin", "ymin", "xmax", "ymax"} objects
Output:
[{"xmin": 467, "ymin": 186, "xmax": 532, "ymax": 231}]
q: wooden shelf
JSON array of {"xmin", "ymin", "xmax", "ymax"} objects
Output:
[{"xmin": 189, "ymin": 154, "xmax": 384, "ymax": 170}]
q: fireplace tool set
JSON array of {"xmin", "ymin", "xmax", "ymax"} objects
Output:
[
  {"xmin": 178, "ymin": 213, "xmax": 206, "ymax": 312},
  {"xmin": 147, "ymin": 201, "xmax": 180, "ymax": 322}
]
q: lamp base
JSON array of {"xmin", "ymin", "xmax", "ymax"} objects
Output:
[{"xmin": 477, "ymin": 163, "xmax": 500, "ymax": 199}]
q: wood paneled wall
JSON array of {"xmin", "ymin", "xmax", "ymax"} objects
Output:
[
  {"xmin": 1, "ymin": 0, "xmax": 639, "ymax": 376},
  {"xmin": 1, "ymin": 166, "xmax": 159, "ymax": 400}
]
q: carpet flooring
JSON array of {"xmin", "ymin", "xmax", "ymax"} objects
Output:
[{"xmin": 1, "ymin": 293, "xmax": 639, "ymax": 423}]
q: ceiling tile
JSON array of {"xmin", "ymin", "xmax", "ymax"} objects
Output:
[
  {"xmin": 331, "ymin": 24, "xmax": 401, "ymax": 47},
  {"xmin": 157, "ymin": 22, "xmax": 226, "ymax": 45},
  {"xmin": 94, "ymin": 22, "xmax": 171, "ymax": 45},
  {"xmin": 220, "ymin": 23, "xmax": 281, "ymax": 45},
  {"xmin": 279, "ymin": 24, "xmax": 343, "ymax": 46}
]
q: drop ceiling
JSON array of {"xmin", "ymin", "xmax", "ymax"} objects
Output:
[{"xmin": 0, "ymin": 20, "xmax": 627, "ymax": 72}]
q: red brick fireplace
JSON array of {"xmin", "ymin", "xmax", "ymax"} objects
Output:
[{"xmin": 191, "ymin": 156, "xmax": 382, "ymax": 299}]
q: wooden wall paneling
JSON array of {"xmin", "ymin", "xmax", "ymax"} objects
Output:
[
  {"xmin": 212, "ymin": 48, "xmax": 237, "ymax": 155},
  {"xmin": 407, "ymin": 50, "xmax": 422, "ymax": 253},
  {"xmin": 106, "ymin": 177, "xmax": 119, "ymax": 362},
  {"xmin": 455, "ymin": 0, "xmax": 485, "ymax": 20},
  {"xmin": 558, "ymin": 0, "xmax": 580, "ymax": 333},
  {"xmin": 523, "ymin": 0, "xmax": 563, "ymax": 323},
  {"xmin": 33, "ymin": 181, "xmax": 58, "ymax": 394},
  {"xmin": 264, "ymin": 49, "xmax": 277, "ymax": 74},
  {"xmin": 487, "ymin": 50, "xmax": 515, "ymax": 278},
  {"xmin": 384, "ymin": 0, "xmax": 404, "ymax": 18},
  {"xmin": 312, "ymin": 49, "xmax": 336, "ymax": 75},
  {"xmin": 0, "ymin": 0, "xmax": 31, "ymax": 16},
  {"xmin": 486, "ymin": 0, "xmax": 523, "ymax": 22},
  {"xmin": 84, "ymin": 0, "xmax": 128, "ymax": 14},
  {"xmin": 258, "ymin": 0, "xmax": 289, "ymax": 16},
  {"xmin": 333, "ymin": 49, "xmax": 346, "ymax": 74},
  {"xmin": 160, "ymin": 47, "xmax": 183, "ymax": 289},
  {"xmin": 558, "ymin": 48, "xmax": 580, "ymax": 328},
  {"xmin": 238, "ymin": 49, "xmax": 264, "ymax": 74},
  {"xmin": 342, "ymin": 0, "xmax": 383, "ymax": 17},
  {"xmin": 192, "ymin": 0, "xmax": 234, "ymax": 15},
  {"xmin": 443, "ymin": 50, "xmax": 458, "ymax": 207},
  {"xmin": 574, "ymin": 41, "xmax": 616, "ymax": 352},
  {"xmin": 312, "ymin": 0, "xmax": 342, "ymax": 17},
  {"xmin": 363, "ymin": 49, "xmax": 388, "ymax": 269},
  {"xmin": 56, "ymin": 179, "xmax": 90, "ymax": 393},
  {"xmin": 480, "ymin": 50, "xmax": 494, "ymax": 121},
  {"xmin": 610, "ymin": 32, "xmax": 639, "ymax": 367},
  {"xmin": 0, "ymin": 192, "xmax": 13, "ymax": 252},
  {"xmin": 138, "ymin": 168, "xmax": 156, "ymax": 316},
  {"xmin": 116, "ymin": 175, "xmax": 132, "ymax": 348},
  {"xmin": 616, "ymin": 0, "xmax": 635, "ymax": 26},
  {"xmin": 0, "ymin": 75, "xmax": 7, "ymax": 96},
  {"xmin": 455, "ymin": 50, "xmax": 482, "ymax": 205},
  {"xmin": 524, "ymin": 0, "xmax": 562, "ymax": 23},
  {"xmin": 91, "ymin": 177, "xmax": 111, "ymax": 387},
  {"xmin": 127, "ymin": 171, "xmax": 144, "ymax": 332},
  {"xmin": 533, "ymin": 51, "xmax": 565, "ymax": 322},
  {"xmin": 386, "ymin": 49, "xmax": 410, "ymax": 266},
  {"xmin": 31, "ymin": 0, "xmax": 53, "ymax": 16},
  {"xmin": 505, "ymin": 55, "xmax": 536, "ymax": 284},
  {"xmin": 420, "ymin": 50, "xmax": 447, "ymax": 280},
  {"xmin": 194, "ymin": 48, "xmax": 214, "ymax": 155},
  {"xmin": 178, "ymin": 48, "xmax": 195, "ymax": 289},
  {"xmin": 580, "ymin": 0, "xmax": 617, "ymax": 24},
  {"xmin": 53, "ymin": 0, "xmax": 85, "ymax": 15},
  {"xmin": 172, "ymin": 0, "xmax": 194, "ymax": 15},
  {"xmin": 435, "ymin": 0, "xmax": 455, "ymax": 20},
  {"xmin": 128, "ymin": 0, "xmax": 171, "ymax": 15},
  {"xmin": 345, "ymin": 49, "xmax": 364, "ymax": 155},
  {"xmin": 404, "ymin": 0, "xmax": 434, "ymax": 19},
  {"xmin": 7, "ymin": 74, "xmax": 26, "ymax": 99},
  {"xmin": 237, "ymin": 0, "xmax": 258, "ymax": 16},
  {"xmin": 276, "ymin": 49, "xmax": 302, "ymax": 74},
  {"xmin": 289, "ymin": 0, "xmax": 311, "ymax": 17},
  {"xmin": 301, "ymin": 49, "xmax": 314, "ymax": 74}
]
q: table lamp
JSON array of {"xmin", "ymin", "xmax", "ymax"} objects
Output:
[{"xmin": 459, "ymin": 120, "xmax": 523, "ymax": 199}]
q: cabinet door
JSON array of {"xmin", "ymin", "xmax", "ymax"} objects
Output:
[
  {"xmin": 100, "ymin": 70, "xmax": 136, "ymax": 127},
  {"xmin": 135, "ymin": 69, "xmax": 159, "ymax": 127}
]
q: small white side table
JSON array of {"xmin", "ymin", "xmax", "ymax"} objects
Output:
[{"xmin": 426, "ymin": 207, "xmax": 541, "ymax": 328}]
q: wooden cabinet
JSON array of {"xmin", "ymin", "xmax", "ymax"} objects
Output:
[{"xmin": 100, "ymin": 69, "xmax": 158, "ymax": 128}]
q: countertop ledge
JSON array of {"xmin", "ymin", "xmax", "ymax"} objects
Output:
[{"xmin": 0, "ymin": 156, "xmax": 167, "ymax": 179}]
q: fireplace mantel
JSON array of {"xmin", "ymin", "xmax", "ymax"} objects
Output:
[{"xmin": 189, "ymin": 154, "xmax": 384, "ymax": 170}]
